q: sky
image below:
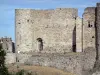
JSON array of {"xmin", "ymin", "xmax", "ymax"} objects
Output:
[{"xmin": 0, "ymin": 0, "xmax": 100, "ymax": 42}]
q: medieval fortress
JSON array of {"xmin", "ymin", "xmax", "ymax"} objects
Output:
[{"xmin": 1, "ymin": 2, "xmax": 100, "ymax": 75}]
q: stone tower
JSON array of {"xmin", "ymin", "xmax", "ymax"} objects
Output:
[
  {"xmin": 0, "ymin": 37, "xmax": 16, "ymax": 64},
  {"xmin": 15, "ymin": 8, "xmax": 83, "ymax": 63},
  {"xmin": 82, "ymin": 7, "xmax": 96, "ymax": 51},
  {"xmin": 15, "ymin": 8, "xmax": 83, "ymax": 54},
  {"xmin": 15, "ymin": 9, "xmax": 33, "ymax": 53},
  {"xmin": 0, "ymin": 37, "xmax": 15, "ymax": 53}
]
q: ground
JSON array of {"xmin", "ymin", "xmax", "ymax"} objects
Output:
[{"xmin": 7, "ymin": 64, "xmax": 76, "ymax": 75}]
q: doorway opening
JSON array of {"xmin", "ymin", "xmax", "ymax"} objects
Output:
[{"xmin": 37, "ymin": 38, "xmax": 43, "ymax": 51}]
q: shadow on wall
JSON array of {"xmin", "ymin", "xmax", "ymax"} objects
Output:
[
  {"xmin": 12, "ymin": 42, "xmax": 15, "ymax": 53},
  {"xmin": 95, "ymin": 7, "xmax": 98, "ymax": 60},
  {"xmin": 72, "ymin": 26, "xmax": 76, "ymax": 52}
]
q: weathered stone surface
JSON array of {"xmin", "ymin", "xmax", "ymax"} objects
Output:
[
  {"xmin": 0, "ymin": 37, "xmax": 16, "ymax": 64},
  {"xmin": 5, "ymin": 53, "xmax": 16, "ymax": 64},
  {"xmin": 16, "ymin": 49, "xmax": 96, "ymax": 75},
  {"xmin": 92, "ymin": 71, "xmax": 100, "ymax": 75},
  {"xmin": 14, "ymin": 2, "xmax": 100, "ymax": 75},
  {"xmin": 83, "ymin": 7, "xmax": 96, "ymax": 52},
  {"xmin": 76, "ymin": 17, "xmax": 82, "ymax": 52},
  {"xmin": 0, "ymin": 37, "xmax": 15, "ymax": 53},
  {"xmin": 15, "ymin": 8, "xmax": 78, "ymax": 53}
]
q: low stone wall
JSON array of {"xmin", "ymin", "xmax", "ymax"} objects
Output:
[
  {"xmin": 5, "ymin": 53, "xmax": 16, "ymax": 64},
  {"xmin": 17, "ymin": 49, "xmax": 96, "ymax": 75}
]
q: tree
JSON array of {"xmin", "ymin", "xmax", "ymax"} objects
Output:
[{"xmin": 0, "ymin": 44, "xmax": 9, "ymax": 75}]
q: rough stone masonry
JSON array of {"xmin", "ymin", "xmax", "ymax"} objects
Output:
[
  {"xmin": 6, "ymin": 2, "xmax": 100, "ymax": 75},
  {"xmin": 0, "ymin": 37, "xmax": 16, "ymax": 64}
]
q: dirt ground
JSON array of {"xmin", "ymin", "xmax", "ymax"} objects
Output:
[{"xmin": 7, "ymin": 64, "xmax": 76, "ymax": 75}]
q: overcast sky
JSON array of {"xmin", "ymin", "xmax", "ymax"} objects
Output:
[{"xmin": 0, "ymin": 0, "xmax": 99, "ymax": 41}]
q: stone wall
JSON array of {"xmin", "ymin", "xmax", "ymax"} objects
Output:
[
  {"xmin": 76, "ymin": 17, "xmax": 82, "ymax": 52},
  {"xmin": 0, "ymin": 37, "xmax": 13, "ymax": 53},
  {"xmin": 15, "ymin": 9, "xmax": 33, "ymax": 53},
  {"xmin": 15, "ymin": 8, "xmax": 79, "ymax": 53},
  {"xmin": 5, "ymin": 53, "xmax": 16, "ymax": 64},
  {"xmin": 0, "ymin": 37, "xmax": 16, "ymax": 64},
  {"xmin": 17, "ymin": 49, "xmax": 96, "ymax": 75},
  {"xmin": 82, "ymin": 7, "xmax": 96, "ymax": 51}
]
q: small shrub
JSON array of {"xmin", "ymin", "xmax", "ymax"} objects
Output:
[
  {"xmin": 10, "ymin": 70, "xmax": 34, "ymax": 75},
  {"xmin": 15, "ymin": 70, "xmax": 25, "ymax": 75}
]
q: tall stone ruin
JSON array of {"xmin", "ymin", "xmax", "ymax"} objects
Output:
[
  {"xmin": 13, "ymin": 2, "xmax": 100, "ymax": 75},
  {"xmin": 0, "ymin": 37, "xmax": 16, "ymax": 64}
]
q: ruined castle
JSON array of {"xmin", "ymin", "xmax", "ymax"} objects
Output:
[
  {"xmin": 0, "ymin": 37, "xmax": 15, "ymax": 53},
  {"xmin": 2, "ymin": 2, "xmax": 100, "ymax": 75},
  {"xmin": 0, "ymin": 37, "xmax": 16, "ymax": 64},
  {"xmin": 15, "ymin": 3, "xmax": 100, "ymax": 54}
]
